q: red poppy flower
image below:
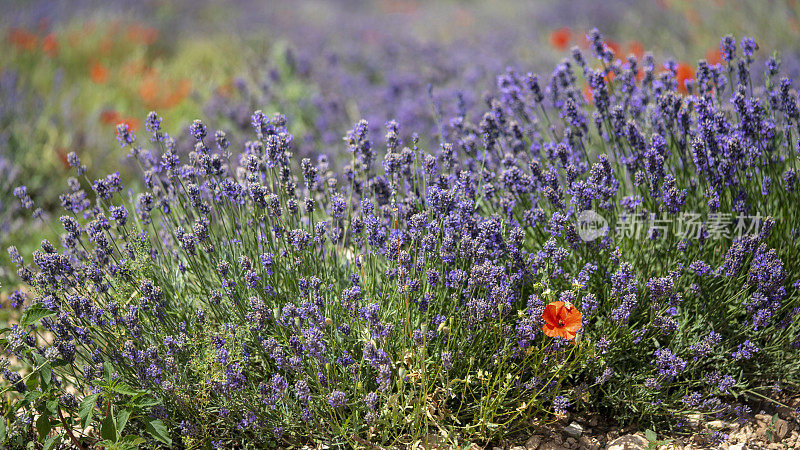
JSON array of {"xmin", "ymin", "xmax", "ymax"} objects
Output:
[
  {"xmin": 100, "ymin": 109, "xmax": 120, "ymax": 125},
  {"xmin": 8, "ymin": 28, "xmax": 38, "ymax": 51},
  {"xmin": 583, "ymin": 70, "xmax": 615, "ymax": 103},
  {"xmin": 706, "ymin": 48, "xmax": 722, "ymax": 66},
  {"xmin": 41, "ymin": 33, "xmax": 58, "ymax": 57},
  {"xmin": 583, "ymin": 85, "xmax": 593, "ymax": 104},
  {"xmin": 121, "ymin": 117, "xmax": 139, "ymax": 132},
  {"xmin": 675, "ymin": 62, "xmax": 695, "ymax": 94},
  {"xmin": 549, "ymin": 27, "xmax": 571, "ymax": 51},
  {"xmin": 542, "ymin": 301, "xmax": 583, "ymax": 340},
  {"xmin": 126, "ymin": 24, "xmax": 159, "ymax": 45},
  {"xmin": 90, "ymin": 62, "xmax": 109, "ymax": 84},
  {"xmin": 628, "ymin": 41, "xmax": 645, "ymax": 60},
  {"xmin": 605, "ymin": 39, "xmax": 621, "ymax": 57}
]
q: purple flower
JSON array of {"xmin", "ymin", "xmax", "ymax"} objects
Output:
[
  {"xmin": 732, "ymin": 340, "xmax": 760, "ymax": 361},
  {"xmin": 145, "ymin": 111, "xmax": 163, "ymax": 141},
  {"xmin": 721, "ymin": 35, "xmax": 736, "ymax": 63},
  {"xmin": 552, "ymin": 395, "xmax": 570, "ymax": 415},
  {"xmin": 689, "ymin": 260, "xmax": 712, "ymax": 277},
  {"xmin": 595, "ymin": 367, "xmax": 614, "ymax": 384},
  {"xmin": 441, "ymin": 351, "xmax": 452, "ymax": 371},
  {"xmin": 115, "ymin": 123, "xmax": 135, "ymax": 147},
  {"xmin": 690, "ymin": 331, "xmax": 721, "ymax": 359},
  {"xmin": 302, "ymin": 327, "xmax": 326, "ymax": 361},
  {"xmin": 740, "ymin": 37, "xmax": 757, "ymax": 62},
  {"xmin": 189, "ymin": 119, "xmax": 207, "ymax": 140},
  {"xmin": 327, "ymin": 390, "xmax": 346, "ymax": 408},
  {"xmin": 653, "ymin": 348, "xmax": 686, "ymax": 379}
]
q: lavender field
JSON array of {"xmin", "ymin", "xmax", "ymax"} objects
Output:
[{"xmin": 2, "ymin": 1, "xmax": 800, "ymax": 449}]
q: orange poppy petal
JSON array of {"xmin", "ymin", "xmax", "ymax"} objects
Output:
[
  {"xmin": 564, "ymin": 308, "xmax": 583, "ymax": 331},
  {"xmin": 543, "ymin": 324, "xmax": 575, "ymax": 340},
  {"xmin": 565, "ymin": 308, "xmax": 582, "ymax": 321},
  {"xmin": 542, "ymin": 301, "xmax": 563, "ymax": 326},
  {"xmin": 564, "ymin": 321, "xmax": 583, "ymax": 333},
  {"xmin": 542, "ymin": 323, "xmax": 564, "ymax": 338},
  {"xmin": 549, "ymin": 27, "xmax": 572, "ymax": 51}
]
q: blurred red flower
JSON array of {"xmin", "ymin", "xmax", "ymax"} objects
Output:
[
  {"xmin": 605, "ymin": 39, "xmax": 621, "ymax": 57},
  {"xmin": 8, "ymin": 28, "xmax": 38, "ymax": 50},
  {"xmin": 90, "ymin": 62, "xmax": 109, "ymax": 84},
  {"xmin": 549, "ymin": 27, "xmax": 571, "ymax": 51},
  {"xmin": 100, "ymin": 110, "xmax": 120, "ymax": 125},
  {"xmin": 42, "ymin": 33, "xmax": 58, "ymax": 57},
  {"xmin": 676, "ymin": 62, "xmax": 695, "ymax": 94},
  {"xmin": 126, "ymin": 24, "xmax": 159, "ymax": 45},
  {"xmin": 628, "ymin": 41, "xmax": 645, "ymax": 60},
  {"xmin": 706, "ymin": 48, "xmax": 723, "ymax": 65}
]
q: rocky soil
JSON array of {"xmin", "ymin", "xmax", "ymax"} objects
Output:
[{"xmin": 484, "ymin": 397, "xmax": 800, "ymax": 450}]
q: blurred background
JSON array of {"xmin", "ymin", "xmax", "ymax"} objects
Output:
[{"xmin": 2, "ymin": 0, "xmax": 800, "ymax": 287}]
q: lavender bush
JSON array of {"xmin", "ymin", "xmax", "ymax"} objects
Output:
[
  {"xmin": 1, "ymin": 31, "xmax": 799, "ymax": 447},
  {"xmin": 7, "ymin": 0, "xmax": 800, "ymax": 291}
]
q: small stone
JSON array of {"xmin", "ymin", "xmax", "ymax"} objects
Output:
[
  {"xmin": 588, "ymin": 417, "xmax": 598, "ymax": 427},
  {"xmin": 525, "ymin": 435, "xmax": 543, "ymax": 450},
  {"xmin": 565, "ymin": 437, "xmax": 576, "ymax": 446},
  {"xmin": 685, "ymin": 413, "xmax": 703, "ymax": 428},
  {"xmin": 606, "ymin": 434, "xmax": 649, "ymax": 450},
  {"xmin": 772, "ymin": 417, "xmax": 791, "ymax": 440},
  {"xmin": 578, "ymin": 435, "xmax": 600, "ymax": 450},
  {"xmin": 538, "ymin": 440, "xmax": 568, "ymax": 450},
  {"xmin": 706, "ymin": 420, "xmax": 728, "ymax": 430},
  {"xmin": 728, "ymin": 444, "xmax": 745, "ymax": 450},
  {"xmin": 756, "ymin": 416, "xmax": 791, "ymax": 442},
  {"xmin": 419, "ymin": 434, "xmax": 440, "ymax": 448},
  {"xmin": 511, "ymin": 447, "xmax": 526, "ymax": 450},
  {"xmin": 564, "ymin": 422, "xmax": 584, "ymax": 439},
  {"xmin": 755, "ymin": 413, "xmax": 772, "ymax": 427}
]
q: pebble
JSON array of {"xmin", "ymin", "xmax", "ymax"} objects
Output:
[
  {"xmin": 606, "ymin": 434, "xmax": 648, "ymax": 450},
  {"xmin": 706, "ymin": 420, "xmax": 728, "ymax": 430},
  {"xmin": 755, "ymin": 414, "xmax": 791, "ymax": 441},
  {"xmin": 578, "ymin": 435, "xmax": 601, "ymax": 450},
  {"xmin": 538, "ymin": 440, "xmax": 568, "ymax": 450},
  {"xmin": 685, "ymin": 413, "xmax": 703, "ymax": 429},
  {"xmin": 525, "ymin": 435, "xmax": 543, "ymax": 450},
  {"xmin": 563, "ymin": 422, "xmax": 584, "ymax": 439}
]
